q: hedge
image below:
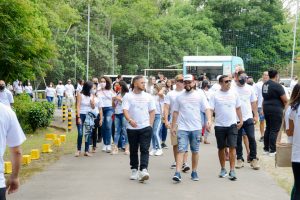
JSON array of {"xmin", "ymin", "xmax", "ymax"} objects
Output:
[{"xmin": 14, "ymin": 94, "xmax": 55, "ymax": 133}]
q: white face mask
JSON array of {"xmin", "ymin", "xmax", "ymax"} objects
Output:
[
  {"xmin": 100, "ymin": 82, "xmax": 106, "ymax": 89},
  {"xmin": 152, "ymin": 89, "xmax": 158, "ymax": 95},
  {"xmin": 91, "ymin": 89, "xmax": 96, "ymax": 95}
]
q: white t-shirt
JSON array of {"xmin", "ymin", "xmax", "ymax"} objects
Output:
[
  {"xmin": 173, "ymin": 90, "xmax": 209, "ymax": 131},
  {"xmin": 198, "ymin": 89, "xmax": 211, "ymax": 102},
  {"xmin": 56, "ymin": 85, "xmax": 65, "ymax": 96},
  {"xmin": 45, "ymin": 87, "xmax": 56, "ymax": 97},
  {"xmin": 210, "ymin": 89, "xmax": 241, "ymax": 127},
  {"xmin": 289, "ymin": 106, "xmax": 300, "ymax": 163},
  {"xmin": 76, "ymin": 84, "xmax": 83, "ymax": 93},
  {"xmin": 98, "ymin": 90, "xmax": 116, "ymax": 108},
  {"xmin": 122, "ymin": 91, "xmax": 156, "ymax": 130},
  {"xmin": 0, "ymin": 89, "xmax": 14, "ymax": 107},
  {"xmin": 91, "ymin": 96, "xmax": 103, "ymax": 115},
  {"xmin": 285, "ymin": 106, "xmax": 293, "ymax": 143},
  {"xmin": 114, "ymin": 93, "xmax": 123, "ymax": 114},
  {"xmin": 0, "ymin": 103, "xmax": 26, "ymax": 188},
  {"xmin": 24, "ymin": 86, "xmax": 32, "ymax": 94},
  {"xmin": 15, "ymin": 85, "xmax": 24, "ymax": 94},
  {"xmin": 153, "ymin": 95, "xmax": 164, "ymax": 115},
  {"xmin": 232, "ymin": 84, "xmax": 257, "ymax": 122},
  {"xmin": 164, "ymin": 89, "xmax": 185, "ymax": 119},
  {"xmin": 210, "ymin": 83, "xmax": 221, "ymax": 94},
  {"xmin": 254, "ymin": 81, "xmax": 264, "ymax": 108},
  {"xmin": 65, "ymin": 84, "xmax": 75, "ymax": 97}
]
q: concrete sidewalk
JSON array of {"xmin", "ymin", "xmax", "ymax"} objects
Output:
[{"xmin": 9, "ymin": 133, "xmax": 289, "ymax": 200}]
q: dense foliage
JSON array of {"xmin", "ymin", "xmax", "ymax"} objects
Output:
[{"xmin": 0, "ymin": 0, "xmax": 299, "ymax": 82}]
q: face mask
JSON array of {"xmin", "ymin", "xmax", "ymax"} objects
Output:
[
  {"xmin": 115, "ymin": 85, "xmax": 121, "ymax": 92},
  {"xmin": 100, "ymin": 82, "xmax": 106, "ymax": 89},
  {"xmin": 0, "ymin": 86, "xmax": 4, "ymax": 91},
  {"xmin": 153, "ymin": 89, "xmax": 158, "ymax": 95},
  {"xmin": 238, "ymin": 76, "xmax": 247, "ymax": 85},
  {"xmin": 91, "ymin": 89, "xmax": 96, "ymax": 95}
]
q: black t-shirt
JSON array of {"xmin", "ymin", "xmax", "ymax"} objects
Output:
[{"xmin": 262, "ymin": 80, "xmax": 285, "ymax": 113}]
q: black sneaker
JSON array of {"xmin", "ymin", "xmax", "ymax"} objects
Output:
[
  {"xmin": 259, "ymin": 136, "xmax": 264, "ymax": 142},
  {"xmin": 161, "ymin": 143, "xmax": 168, "ymax": 149},
  {"xmin": 182, "ymin": 163, "xmax": 190, "ymax": 173},
  {"xmin": 173, "ymin": 171, "xmax": 181, "ymax": 182}
]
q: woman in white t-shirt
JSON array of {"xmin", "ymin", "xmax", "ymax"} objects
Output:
[
  {"xmin": 287, "ymin": 83, "xmax": 300, "ymax": 200},
  {"xmin": 149, "ymin": 83, "xmax": 164, "ymax": 156},
  {"xmin": 15, "ymin": 81, "xmax": 24, "ymax": 95},
  {"xmin": 24, "ymin": 82, "xmax": 33, "ymax": 98},
  {"xmin": 75, "ymin": 81, "xmax": 96, "ymax": 157},
  {"xmin": 45, "ymin": 82, "xmax": 56, "ymax": 103},
  {"xmin": 111, "ymin": 80, "xmax": 130, "ymax": 155},
  {"xmin": 98, "ymin": 76, "xmax": 116, "ymax": 153}
]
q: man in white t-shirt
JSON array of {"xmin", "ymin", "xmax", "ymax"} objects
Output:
[
  {"xmin": 232, "ymin": 71, "xmax": 260, "ymax": 170},
  {"xmin": 171, "ymin": 74, "xmax": 211, "ymax": 182},
  {"xmin": 164, "ymin": 74, "xmax": 190, "ymax": 172},
  {"xmin": 123, "ymin": 75, "xmax": 155, "ymax": 183},
  {"xmin": 64, "ymin": 79, "xmax": 75, "ymax": 110},
  {"xmin": 56, "ymin": 81, "xmax": 65, "ymax": 109},
  {"xmin": 210, "ymin": 75, "xmax": 243, "ymax": 181},
  {"xmin": 0, "ymin": 103, "xmax": 26, "ymax": 199},
  {"xmin": 0, "ymin": 80, "xmax": 14, "ymax": 107},
  {"xmin": 254, "ymin": 71, "xmax": 269, "ymax": 142}
]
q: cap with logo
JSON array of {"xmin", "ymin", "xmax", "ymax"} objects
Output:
[{"xmin": 184, "ymin": 74, "xmax": 194, "ymax": 81}]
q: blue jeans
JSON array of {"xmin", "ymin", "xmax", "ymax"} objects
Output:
[
  {"xmin": 177, "ymin": 130, "xmax": 201, "ymax": 153},
  {"xmin": 76, "ymin": 114, "xmax": 91, "ymax": 152},
  {"xmin": 57, "ymin": 95, "xmax": 63, "ymax": 108},
  {"xmin": 152, "ymin": 114, "xmax": 162, "ymax": 150},
  {"xmin": 201, "ymin": 112, "xmax": 208, "ymax": 137},
  {"xmin": 114, "ymin": 114, "xmax": 128, "ymax": 145},
  {"xmin": 46, "ymin": 96, "xmax": 54, "ymax": 103},
  {"xmin": 101, "ymin": 107, "xmax": 114, "ymax": 145},
  {"xmin": 160, "ymin": 114, "xmax": 170, "ymax": 142}
]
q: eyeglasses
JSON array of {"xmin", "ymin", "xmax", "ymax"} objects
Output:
[
  {"xmin": 223, "ymin": 80, "xmax": 232, "ymax": 84},
  {"xmin": 176, "ymin": 80, "xmax": 183, "ymax": 83},
  {"xmin": 184, "ymin": 81, "xmax": 192, "ymax": 84}
]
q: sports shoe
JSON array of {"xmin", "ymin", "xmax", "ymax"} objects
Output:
[
  {"xmin": 106, "ymin": 145, "xmax": 112, "ymax": 153},
  {"xmin": 138, "ymin": 169, "xmax": 150, "ymax": 182},
  {"xmin": 263, "ymin": 150, "xmax": 269, "ymax": 155},
  {"xmin": 191, "ymin": 171, "xmax": 199, "ymax": 181},
  {"xmin": 235, "ymin": 159, "xmax": 244, "ymax": 169},
  {"xmin": 182, "ymin": 163, "xmax": 190, "ymax": 173},
  {"xmin": 161, "ymin": 143, "xmax": 168, "ymax": 149},
  {"xmin": 130, "ymin": 169, "xmax": 138, "ymax": 180},
  {"xmin": 228, "ymin": 170, "xmax": 237, "ymax": 181},
  {"xmin": 269, "ymin": 152, "xmax": 276, "ymax": 157},
  {"xmin": 102, "ymin": 145, "xmax": 107, "ymax": 152},
  {"xmin": 149, "ymin": 149, "xmax": 156, "ymax": 156},
  {"xmin": 259, "ymin": 136, "xmax": 264, "ymax": 142},
  {"xmin": 84, "ymin": 152, "xmax": 92, "ymax": 157},
  {"xmin": 155, "ymin": 149, "xmax": 163, "ymax": 156},
  {"xmin": 172, "ymin": 171, "xmax": 181, "ymax": 182},
  {"xmin": 250, "ymin": 158, "xmax": 260, "ymax": 170},
  {"xmin": 74, "ymin": 151, "xmax": 80, "ymax": 157},
  {"xmin": 170, "ymin": 162, "xmax": 176, "ymax": 169},
  {"xmin": 219, "ymin": 168, "xmax": 228, "ymax": 178}
]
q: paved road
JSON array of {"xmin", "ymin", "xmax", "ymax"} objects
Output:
[{"xmin": 10, "ymin": 135, "xmax": 289, "ymax": 200}]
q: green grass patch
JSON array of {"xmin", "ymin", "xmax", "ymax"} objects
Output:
[{"xmin": 4, "ymin": 127, "xmax": 77, "ymax": 184}]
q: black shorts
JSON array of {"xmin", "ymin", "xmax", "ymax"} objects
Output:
[
  {"xmin": 214, "ymin": 124, "xmax": 238, "ymax": 149},
  {"xmin": 0, "ymin": 188, "xmax": 6, "ymax": 200}
]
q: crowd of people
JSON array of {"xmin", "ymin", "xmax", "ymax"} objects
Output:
[{"xmin": 0, "ymin": 69, "xmax": 299, "ymax": 199}]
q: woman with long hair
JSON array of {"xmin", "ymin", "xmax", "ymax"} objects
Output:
[
  {"xmin": 75, "ymin": 81, "xmax": 95, "ymax": 157},
  {"xmin": 112, "ymin": 80, "xmax": 130, "ymax": 155},
  {"xmin": 286, "ymin": 83, "xmax": 300, "ymax": 200},
  {"xmin": 45, "ymin": 82, "xmax": 56, "ymax": 103},
  {"xmin": 98, "ymin": 76, "xmax": 116, "ymax": 153}
]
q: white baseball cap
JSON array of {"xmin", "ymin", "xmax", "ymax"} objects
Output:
[{"xmin": 184, "ymin": 74, "xmax": 194, "ymax": 81}]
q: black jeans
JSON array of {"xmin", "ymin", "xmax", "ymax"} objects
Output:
[
  {"xmin": 92, "ymin": 114, "xmax": 101, "ymax": 148},
  {"xmin": 263, "ymin": 111, "xmax": 283, "ymax": 153},
  {"xmin": 236, "ymin": 118, "xmax": 257, "ymax": 161},
  {"xmin": 292, "ymin": 162, "xmax": 300, "ymax": 200},
  {"xmin": 127, "ymin": 126, "xmax": 153, "ymax": 171},
  {"xmin": 0, "ymin": 188, "xmax": 5, "ymax": 200}
]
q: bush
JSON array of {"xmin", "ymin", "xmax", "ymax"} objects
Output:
[{"xmin": 14, "ymin": 94, "xmax": 55, "ymax": 133}]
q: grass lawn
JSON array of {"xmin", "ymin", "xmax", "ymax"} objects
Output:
[{"xmin": 4, "ymin": 127, "xmax": 77, "ymax": 184}]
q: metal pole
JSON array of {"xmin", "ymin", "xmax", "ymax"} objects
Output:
[
  {"xmin": 147, "ymin": 40, "xmax": 150, "ymax": 68},
  {"xmin": 86, "ymin": 3, "xmax": 90, "ymax": 81},
  {"xmin": 112, "ymin": 34, "xmax": 115, "ymax": 75},
  {"xmin": 291, "ymin": 0, "xmax": 299, "ymax": 78},
  {"xmin": 197, "ymin": 46, "xmax": 199, "ymax": 56},
  {"xmin": 74, "ymin": 28, "xmax": 77, "ymax": 81},
  {"xmin": 235, "ymin": 46, "xmax": 238, "ymax": 56}
]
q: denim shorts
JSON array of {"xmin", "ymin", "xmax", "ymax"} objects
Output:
[
  {"xmin": 177, "ymin": 130, "xmax": 201, "ymax": 153},
  {"xmin": 214, "ymin": 124, "xmax": 238, "ymax": 149},
  {"xmin": 258, "ymin": 107, "xmax": 265, "ymax": 121}
]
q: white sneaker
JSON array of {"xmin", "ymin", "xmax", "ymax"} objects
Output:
[
  {"xmin": 154, "ymin": 149, "xmax": 163, "ymax": 156},
  {"xmin": 130, "ymin": 169, "xmax": 139, "ymax": 180},
  {"xmin": 139, "ymin": 169, "xmax": 150, "ymax": 182},
  {"xmin": 269, "ymin": 152, "xmax": 276, "ymax": 157},
  {"xmin": 106, "ymin": 145, "xmax": 112, "ymax": 153},
  {"xmin": 263, "ymin": 150, "xmax": 269, "ymax": 155},
  {"xmin": 149, "ymin": 149, "xmax": 156, "ymax": 156},
  {"xmin": 102, "ymin": 145, "xmax": 107, "ymax": 152}
]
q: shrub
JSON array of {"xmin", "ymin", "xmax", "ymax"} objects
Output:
[{"xmin": 14, "ymin": 94, "xmax": 55, "ymax": 133}]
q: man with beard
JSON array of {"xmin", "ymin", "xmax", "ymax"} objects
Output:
[{"xmin": 171, "ymin": 74, "xmax": 211, "ymax": 182}]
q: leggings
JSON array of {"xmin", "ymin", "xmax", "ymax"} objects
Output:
[
  {"xmin": 292, "ymin": 162, "xmax": 300, "ymax": 200},
  {"xmin": 0, "ymin": 188, "xmax": 6, "ymax": 200}
]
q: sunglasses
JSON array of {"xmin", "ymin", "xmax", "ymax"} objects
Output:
[
  {"xmin": 176, "ymin": 80, "xmax": 183, "ymax": 83},
  {"xmin": 184, "ymin": 81, "xmax": 192, "ymax": 84},
  {"xmin": 223, "ymin": 80, "xmax": 232, "ymax": 84}
]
